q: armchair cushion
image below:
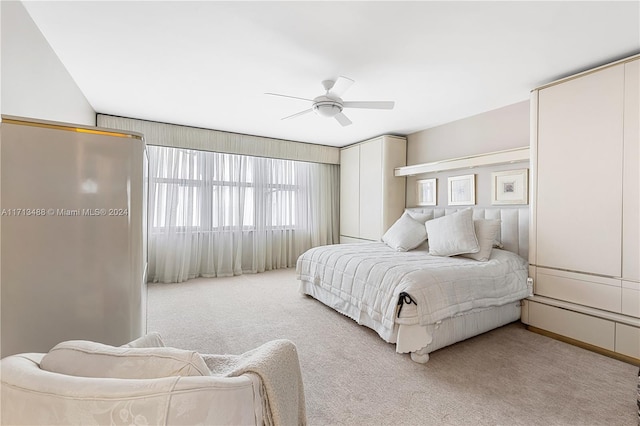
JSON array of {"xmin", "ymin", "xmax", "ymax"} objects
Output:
[
  {"xmin": 40, "ymin": 339, "xmax": 210, "ymax": 379},
  {"xmin": 1, "ymin": 353, "xmax": 263, "ymax": 426},
  {"xmin": 1, "ymin": 335, "xmax": 305, "ymax": 425}
]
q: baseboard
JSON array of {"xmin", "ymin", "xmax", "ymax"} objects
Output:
[{"xmin": 526, "ymin": 325, "xmax": 640, "ymax": 367}]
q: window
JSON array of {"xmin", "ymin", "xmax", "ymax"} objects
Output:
[{"xmin": 148, "ymin": 147, "xmax": 302, "ymax": 231}]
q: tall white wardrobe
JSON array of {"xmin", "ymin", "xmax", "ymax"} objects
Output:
[
  {"xmin": 340, "ymin": 135, "xmax": 406, "ymax": 243},
  {"xmin": 524, "ymin": 54, "xmax": 640, "ymax": 361}
]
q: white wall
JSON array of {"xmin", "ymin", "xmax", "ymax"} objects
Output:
[
  {"xmin": 1, "ymin": 1, "xmax": 94, "ymax": 125},
  {"xmin": 407, "ymin": 101, "xmax": 529, "ymax": 164},
  {"xmin": 405, "ymin": 101, "xmax": 530, "ymax": 207}
]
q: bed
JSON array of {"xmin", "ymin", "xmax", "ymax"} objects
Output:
[{"xmin": 296, "ymin": 207, "xmax": 532, "ymax": 363}]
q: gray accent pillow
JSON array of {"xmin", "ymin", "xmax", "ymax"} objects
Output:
[{"xmin": 461, "ymin": 219, "xmax": 501, "ymax": 261}]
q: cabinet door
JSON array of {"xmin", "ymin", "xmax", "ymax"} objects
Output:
[
  {"xmin": 623, "ymin": 59, "xmax": 640, "ymax": 282},
  {"xmin": 381, "ymin": 137, "xmax": 407, "ymax": 233},
  {"xmin": 359, "ymin": 138, "xmax": 383, "ymax": 240},
  {"xmin": 340, "ymin": 145, "xmax": 360, "ymax": 239},
  {"xmin": 536, "ymin": 64, "xmax": 624, "ymax": 277}
]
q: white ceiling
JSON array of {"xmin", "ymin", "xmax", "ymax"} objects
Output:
[{"xmin": 22, "ymin": 1, "xmax": 640, "ymax": 148}]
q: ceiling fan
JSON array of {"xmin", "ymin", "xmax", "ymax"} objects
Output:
[{"xmin": 266, "ymin": 76, "xmax": 395, "ymax": 127}]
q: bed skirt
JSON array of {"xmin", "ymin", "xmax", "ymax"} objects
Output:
[
  {"xmin": 399, "ymin": 302, "xmax": 521, "ymax": 363},
  {"xmin": 299, "ymin": 278, "xmax": 521, "ymax": 363}
]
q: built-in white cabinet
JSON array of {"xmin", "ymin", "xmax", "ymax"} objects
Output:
[
  {"xmin": 339, "ymin": 135, "xmax": 406, "ymax": 243},
  {"xmin": 340, "ymin": 145, "xmax": 361, "ymax": 240},
  {"xmin": 623, "ymin": 59, "xmax": 640, "ymax": 283},
  {"xmin": 526, "ymin": 55, "xmax": 640, "ymax": 361},
  {"xmin": 535, "ymin": 64, "xmax": 624, "ymax": 277}
]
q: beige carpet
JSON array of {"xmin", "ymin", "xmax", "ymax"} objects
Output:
[{"xmin": 148, "ymin": 268, "xmax": 638, "ymax": 426}]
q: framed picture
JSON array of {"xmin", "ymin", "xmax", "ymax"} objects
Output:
[
  {"xmin": 491, "ymin": 169, "xmax": 529, "ymax": 205},
  {"xmin": 416, "ymin": 178, "xmax": 437, "ymax": 206},
  {"xmin": 448, "ymin": 174, "xmax": 475, "ymax": 206}
]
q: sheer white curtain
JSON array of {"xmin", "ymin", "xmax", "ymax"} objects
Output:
[{"xmin": 147, "ymin": 146, "xmax": 339, "ymax": 283}]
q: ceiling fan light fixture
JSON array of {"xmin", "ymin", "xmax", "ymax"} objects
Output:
[
  {"xmin": 266, "ymin": 76, "xmax": 394, "ymax": 126},
  {"xmin": 313, "ymin": 101, "xmax": 343, "ymax": 118}
]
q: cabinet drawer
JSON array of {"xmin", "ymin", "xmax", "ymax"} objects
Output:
[
  {"xmin": 622, "ymin": 281, "xmax": 640, "ymax": 318},
  {"xmin": 536, "ymin": 268, "xmax": 621, "ymax": 313},
  {"xmin": 615, "ymin": 323, "xmax": 640, "ymax": 358},
  {"xmin": 528, "ymin": 301, "xmax": 615, "ymax": 350}
]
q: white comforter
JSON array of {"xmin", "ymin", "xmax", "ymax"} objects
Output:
[{"xmin": 296, "ymin": 242, "xmax": 529, "ymax": 342}]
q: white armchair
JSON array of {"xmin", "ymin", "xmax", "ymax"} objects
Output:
[{"xmin": 0, "ymin": 334, "xmax": 305, "ymax": 426}]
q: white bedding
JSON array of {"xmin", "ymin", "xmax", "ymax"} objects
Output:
[{"xmin": 296, "ymin": 242, "xmax": 530, "ymax": 343}]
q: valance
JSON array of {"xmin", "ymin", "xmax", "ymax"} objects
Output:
[{"xmin": 97, "ymin": 114, "xmax": 340, "ymax": 165}]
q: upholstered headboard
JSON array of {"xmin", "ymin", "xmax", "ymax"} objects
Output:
[{"xmin": 405, "ymin": 207, "xmax": 529, "ymax": 260}]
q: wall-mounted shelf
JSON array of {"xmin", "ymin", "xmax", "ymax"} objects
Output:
[{"xmin": 394, "ymin": 146, "xmax": 530, "ymax": 177}]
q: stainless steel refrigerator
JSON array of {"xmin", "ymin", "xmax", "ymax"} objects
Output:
[{"xmin": 0, "ymin": 116, "xmax": 147, "ymax": 357}]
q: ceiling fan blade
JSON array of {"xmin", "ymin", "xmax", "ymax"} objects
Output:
[
  {"xmin": 282, "ymin": 108, "xmax": 313, "ymax": 120},
  {"xmin": 334, "ymin": 112, "xmax": 352, "ymax": 127},
  {"xmin": 343, "ymin": 101, "xmax": 395, "ymax": 110},
  {"xmin": 265, "ymin": 93, "xmax": 314, "ymax": 102},
  {"xmin": 328, "ymin": 76, "xmax": 355, "ymax": 97}
]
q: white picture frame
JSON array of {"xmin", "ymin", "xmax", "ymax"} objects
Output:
[
  {"xmin": 448, "ymin": 174, "xmax": 475, "ymax": 206},
  {"xmin": 491, "ymin": 169, "xmax": 529, "ymax": 205},
  {"xmin": 416, "ymin": 178, "xmax": 437, "ymax": 206}
]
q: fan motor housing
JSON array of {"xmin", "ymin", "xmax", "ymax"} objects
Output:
[{"xmin": 313, "ymin": 96, "xmax": 343, "ymax": 118}]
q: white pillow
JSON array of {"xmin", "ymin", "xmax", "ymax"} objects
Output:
[
  {"xmin": 425, "ymin": 208, "xmax": 479, "ymax": 256},
  {"xmin": 40, "ymin": 340, "xmax": 210, "ymax": 379},
  {"xmin": 461, "ymin": 219, "xmax": 501, "ymax": 261},
  {"xmin": 382, "ymin": 212, "xmax": 427, "ymax": 251},
  {"xmin": 406, "ymin": 210, "xmax": 432, "ymax": 224}
]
